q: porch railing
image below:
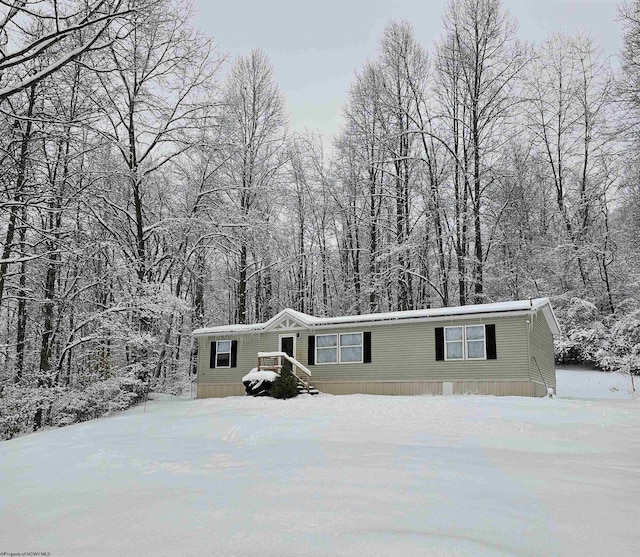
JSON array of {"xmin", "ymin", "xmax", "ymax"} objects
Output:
[{"xmin": 257, "ymin": 351, "xmax": 312, "ymax": 391}]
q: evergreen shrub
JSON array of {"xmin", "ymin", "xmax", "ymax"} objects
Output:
[{"xmin": 270, "ymin": 359, "xmax": 299, "ymax": 399}]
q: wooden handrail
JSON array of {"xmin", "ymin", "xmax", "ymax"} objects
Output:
[
  {"xmin": 257, "ymin": 351, "xmax": 312, "ymax": 391},
  {"xmin": 257, "ymin": 351, "xmax": 312, "ymax": 378}
]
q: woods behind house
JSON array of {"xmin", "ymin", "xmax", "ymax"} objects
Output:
[{"xmin": 1, "ymin": 0, "xmax": 640, "ymax": 437}]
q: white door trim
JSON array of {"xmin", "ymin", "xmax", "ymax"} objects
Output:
[{"xmin": 279, "ymin": 333, "xmax": 296, "ymax": 359}]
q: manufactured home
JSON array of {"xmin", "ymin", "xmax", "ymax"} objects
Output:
[{"xmin": 192, "ymin": 298, "xmax": 560, "ymax": 398}]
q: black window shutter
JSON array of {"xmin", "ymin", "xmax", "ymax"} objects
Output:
[
  {"xmin": 486, "ymin": 324, "xmax": 497, "ymax": 359},
  {"xmin": 308, "ymin": 335, "xmax": 315, "ymax": 365},
  {"xmin": 209, "ymin": 341, "xmax": 217, "ymax": 368},
  {"xmin": 363, "ymin": 332, "xmax": 372, "ymax": 363},
  {"xmin": 435, "ymin": 327, "xmax": 444, "ymax": 361},
  {"xmin": 231, "ymin": 340, "xmax": 238, "ymax": 367}
]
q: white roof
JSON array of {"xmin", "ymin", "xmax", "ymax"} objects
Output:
[{"xmin": 193, "ymin": 298, "xmax": 561, "ymax": 336}]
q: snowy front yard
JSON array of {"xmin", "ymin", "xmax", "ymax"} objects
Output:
[{"xmin": 2, "ymin": 368, "xmax": 639, "ymax": 557}]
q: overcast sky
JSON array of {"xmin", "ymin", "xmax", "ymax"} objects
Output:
[{"xmin": 193, "ymin": 0, "xmax": 623, "ymax": 138}]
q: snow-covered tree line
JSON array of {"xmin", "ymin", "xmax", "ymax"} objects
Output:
[{"xmin": 1, "ymin": 0, "xmax": 639, "ymax": 436}]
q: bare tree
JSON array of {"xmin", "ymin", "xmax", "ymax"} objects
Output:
[
  {"xmin": 341, "ymin": 63, "xmax": 386, "ymax": 311},
  {"xmin": 617, "ymin": 0, "xmax": 640, "ymax": 150},
  {"xmin": 526, "ymin": 32, "xmax": 613, "ymax": 298},
  {"xmin": 338, "ymin": 22, "xmax": 431, "ymax": 312},
  {"xmin": 374, "ymin": 21, "xmax": 431, "ymax": 310},
  {"xmin": 220, "ymin": 49, "xmax": 287, "ymax": 324},
  {"xmin": 91, "ymin": 0, "xmax": 219, "ymax": 285},
  {"xmin": 438, "ymin": 0, "xmax": 527, "ymax": 303},
  {"xmin": 0, "ymin": 0, "xmax": 135, "ymax": 102}
]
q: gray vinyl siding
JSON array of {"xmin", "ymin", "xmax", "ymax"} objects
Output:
[
  {"xmin": 198, "ymin": 313, "xmax": 544, "ymax": 386},
  {"xmin": 197, "ymin": 331, "xmax": 304, "ymax": 384},
  {"xmin": 529, "ymin": 310, "xmax": 556, "ymax": 389},
  {"xmin": 300, "ymin": 316, "xmax": 530, "ymax": 383},
  {"xmin": 197, "ymin": 334, "xmax": 260, "ymax": 384},
  {"xmin": 197, "ymin": 315, "xmax": 532, "ymax": 385}
]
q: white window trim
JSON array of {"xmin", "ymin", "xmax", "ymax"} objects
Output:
[
  {"xmin": 315, "ymin": 333, "xmax": 338, "ymax": 365},
  {"xmin": 443, "ymin": 325, "xmax": 487, "ymax": 361},
  {"xmin": 444, "ymin": 326, "xmax": 464, "ymax": 361},
  {"xmin": 315, "ymin": 332, "xmax": 364, "ymax": 365},
  {"xmin": 215, "ymin": 340, "xmax": 232, "ymax": 368},
  {"xmin": 465, "ymin": 324, "xmax": 487, "ymax": 361},
  {"xmin": 339, "ymin": 332, "xmax": 364, "ymax": 364}
]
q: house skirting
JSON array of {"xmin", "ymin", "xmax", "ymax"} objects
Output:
[
  {"xmin": 197, "ymin": 380, "xmax": 550, "ymax": 398},
  {"xmin": 313, "ymin": 380, "xmax": 549, "ymax": 397}
]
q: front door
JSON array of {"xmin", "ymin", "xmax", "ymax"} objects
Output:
[{"xmin": 279, "ymin": 335, "xmax": 295, "ymax": 358}]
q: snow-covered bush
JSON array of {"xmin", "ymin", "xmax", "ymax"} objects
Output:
[
  {"xmin": 242, "ymin": 368, "xmax": 276, "ymax": 396},
  {"xmin": 0, "ymin": 387, "xmax": 58, "ymax": 439},
  {"xmin": 85, "ymin": 376, "xmax": 146, "ymax": 414},
  {"xmin": 555, "ymin": 325, "xmax": 607, "ymax": 366},
  {"xmin": 555, "ymin": 297, "xmax": 606, "ymax": 366},
  {"xmin": 565, "ymin": 297, "xmax": 600, "ymax": 325},
  {"xmin": 552, "ymin": 298, "xmax": 640, "ymax": 376},
  {"xmin": 599, "ymin": 310, "xmax": 640, "ymax": 375},
  {"xmin": 0, "ymin": 377, "xmax": 147, "ymax": 440},
  {"xmin": 593, "ymin": 347, "xmax": 618, "ymax": 372},
  {"xmin": 50, "ymin": 391, "xmax": 98, "ymax": 426}
]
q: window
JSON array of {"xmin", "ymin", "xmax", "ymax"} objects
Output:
[
  {"xmin": 444, "ymin": 325, "xmax": 486, "ymax": 361},
  {"xmin": 316, "ymin": 334, "xmax": 338, "ymax": 364},
  {"xmin": 340, "ymin": 332, "xmax": 363, "ymax": 363},
  {"xmin": 316, "ymin": 332, "xmax": 364, "ymax": 364},
  {"xmin": 216, "ymin": 340, "xmax": 232, "ymax": 368},
  {"xmin": 444, "ymin": 326, "xmax": 464, "ymax": 360},
  {"xmin": 465, "ymin": 325, "xmax": 486, "ymax": 360}
]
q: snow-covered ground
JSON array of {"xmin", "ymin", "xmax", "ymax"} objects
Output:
[
  {"xmin": 556, "ymin": 364, "xmax": 636, "ymax": 399},
  {"xmin": 2, "ymin": 368, "xmax": 639, "ymax": 557}
]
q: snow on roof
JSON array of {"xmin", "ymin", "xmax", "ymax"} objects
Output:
[{"xmin": 192, "ymin": 297, "xmax": 561, "ymax": 336}]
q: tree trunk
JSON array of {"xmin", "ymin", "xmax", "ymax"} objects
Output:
[
  {"xmin": 0, "ymin": 86, "xmax": 36, "ymax": 308},
  {"xmin": 237, "ymin": 243, "xmax": 248, "ymax": 323},
  {"xmin": 473, "ymin": 130, "xmax": 483, "ymax": 302},
  {"xmin": 14, "ymin": 205, "xmax": 28, "ymax": 383}
]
